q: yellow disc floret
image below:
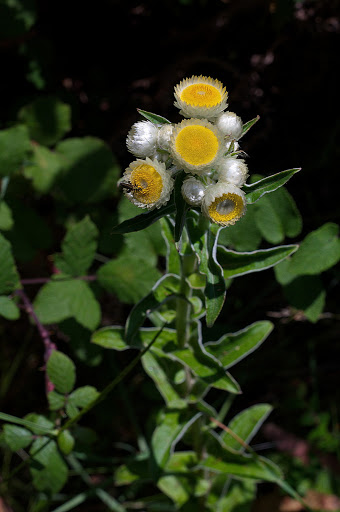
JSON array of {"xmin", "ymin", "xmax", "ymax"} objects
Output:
[
  {"xmin": 170, "ymin": 118, "xmax": 224, "ymax": 175},
  {"xmin": 202, "ymin": 182, "xmax": 246, "ymax": 226},
  {"xmin": 130, "ymin": 164, "xmax": 163, "ymax": 205},
  {"xmin": 174, "ymin": 75, "xmax": 228, "ymax": 119}
]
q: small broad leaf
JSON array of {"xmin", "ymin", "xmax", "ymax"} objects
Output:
[
  {"xmin": 244, "ymin": 168, "xmax": 301, "ymax": 204},
  {"xmin": 0, "ymin": 233, "xmax": 21, "ymax": 294},
  {"xmin": 0, "ymin": 201, "xmax": 14, "ymax": 230},
  {"xmin": 55, "ymin": 216, "xmax": 98, "ymax": 277},
  {"xmin": 57, "ymin": 430, "xmax": 75, "ymax": 455},
  {"xmin": 30, "ymin": 437, "xmax": 68, "ymax": 494},
  {"xmin": 23, "ymin": 144, "xmax": 64, "ymax": 193},
  {"xmin": 137, "ymin": 108, "xmax": 171, "ymax": 125},
  {"xmin": 158, "ymin": 451, "xmax": 201, "ymax": 507},
  {"xmin": 217, "ymin": 244, "xmax": 298, "ymax": 279},
  {"xmin": 46, "ymin": 350, "xmax": 76, "ymax": 394},
  {"xmin": 18, "ymin": 96, "xmax": 71, "ymax": 146},
  {"xmin": 0, "ymin": 295, "xmax": 20, "ymax": 320},
  {"xmin": 254, "ymin": 194, "xmax": 285, "ymax": 244},
  {"xmin": 218, "ymin": 205, "xmax": 262, "ymax": 252},
  {"xmin": 3, "ymin": 424, "xmax": 33, "ymax": 451},
  {"xmin": 221, "ymin": 404, "xmax": 273, "ymax": 452},
  {"xmin": 0, "ymin": 125, "xmax": 31, "ymax": 177},
  {"xmin": 68, "ymin": 386, "xmax": 99, "ymax": 408},
  {"xmin": 205, "ymin": 321, "xmax": 273, "ymax": 370},
  {"xmin": 47, "ymin": 390, "xmax": 66, "ymax": 411},
  {"xmin": 112, "ymin": 198, "xmax": 176, "ymax": 234}
]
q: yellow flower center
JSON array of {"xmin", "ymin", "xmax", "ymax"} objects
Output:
[
  {"xmin": 208, "ymin": 193, "xmax": 244, "ymax": 223},
  {"xmin": 175, "ymin": 125, "xmax": 219, "ymax": 166},
  {"xmin": 180, "ymin": 83, "xmax": 222, "ymax": 107},
  {"xmin": 130, "ymin": 164, "xmax": 163, "ymax": 204}
]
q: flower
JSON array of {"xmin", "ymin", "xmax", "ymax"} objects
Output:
[
  {"xmin": 217, "ymin": 158, "xmax": 248, "ymax": 187},
  {"xmin": 215, "ymin": 112, "xmax": 243, "ymax": 141},
  {"xmin": 201, "ymin": 182, "xmax": 246, "ymax": 226},
  {"xmin": 157, "ymin": 124, "xmax": 173, "ymax": 151},
  {"xmin": 181, "ymin": 177, "xmax": 206, "ymax": 206},
  {"xmin": 126, "ymin": 121, "xmax": 158, "ymax": 158},
  {"xmin": 174, "ymin": 75, "xmax": 228, "ymax": 119},
  {"xmin": 170, "ymin": 118, "xmax": 224, "ymax": 175},
  {"xmin": 119, "ymin": 157, "xmax": 174, "ymax": 209}
]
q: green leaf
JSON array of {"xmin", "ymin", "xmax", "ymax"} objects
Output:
[
  {"xmin": 0, "ymin": 295, "xmax": 20, "ymax": 320},
  {"xmin": 56, "ymin": 137, "xmax": 120, "ymax": 203},
  {"xmin": 0, "ymin": 233, "xmax": 21, "ymax": 294},
  {"xmin": 280, "ymin": 275, "xmax": 326, "ymax": 323},
  {"xmin": 221, "ymin": 404, "xmax": 273, "ymax": 451},
  {"xmin": 160, "ymin": 217, "xmax": 181, "ymax": 275},
  {"xmin": 112, "ymin": 198, "xmax": 176, "ymax": 234},
  {"xmin": 46, "ymin": 350, "xmax": 76, "ymax": 394},
  {"xmin": 0, "ymin": 125, "xmax": 31, "ymax": 177},
  {"xmin": 23, "ymin": 144, "xmax": 64, "ymax": 193},
  {"xmin": 217, "ymin": 244, "xmax": 299, "ymax": 279},
  {"xmin": 91, "ymin": 326, "xmax": 128, "ymax": 350},
  {"xmin": 0, "ymin": 412, "xmax": 53, "ymax": 434},
  {"xmin": 30, "ymin": 437, "xmax": 68, "ymax": 494},
  {"xmin": 97, "ymin": 248, "xmax": 161, "ymax": 304},
  {"xmin": 254, "ymin": 194, "xmax": 285, "ymax": 244},
  {"xmin": 244, "ymin": 168, "xmax": 301, "ymax": 204},
  {"xmin": 240, "ymin": 115, "xmax": 260, "ymax": 138},
  {"xmin": 205, "ymin": 320, "xmax": 273, "ymax": 370},
  {"xmin": 137, "ymin": 108, "xmax": 171, "ymax": 125},
  {"xmin": 0, "ymin": 201, "xmax": 14, "ymax": 230},
  {"xmin": 266, "ymin": 186, "xmax": 302, "ymax": 238},
  {"xmin": 47, "ymin": 391, "xmax": 66, "ymax": 411},
  {"xmin": 125, "ymin": 274, "xmax": 180, "ymax": 343},
  {"xmin": 18, "ymin": 96, "xmax": 71, "ymax": 146},
  {"xmin": 55, "ymin": 216, "xmax": 98, "ymax": 277},
  {"xmin": 34, "ymin": 278, "xmax": 101, "ymax": 330},
  {"xmin": 173, "ymin": 171, "xmax": 188, "ymax": 243},
  {"xmin": 3, "ymin": 424, "xmax": 33, "ymax": 451},
  {"xmin": 0, "ymin": 0, "xmax": 36, "ymax": 38},
  {"xmin": 66, "ymin": 386, "xmax": 100, "ymax": 419},
  {"xmin": 57, "ymin": 430, "xmax": 75, "ymax": 455},
  {"xmin": 218, "ymin": 205, "xmax": 262, "ymax": 252}
]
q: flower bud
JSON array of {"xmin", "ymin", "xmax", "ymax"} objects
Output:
[
  {"xmin": 126, "ymin": 121, "xmax": 158, "ymax": 158},
  {"xmin": 157, "ymin": 124, "xmax": 173, "ymax": 151},
  {"xmin": 217, "ymin": 158, "xmax": 248, "ymax": 187},
  {"xmin": 181, "ymin": 177, "xmax": 206, "ymax": 206},
  {"xmin": 215, "ymin": 112, "xmax": 243, "ymax": 141}
]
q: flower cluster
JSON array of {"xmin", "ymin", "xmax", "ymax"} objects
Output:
[{"xmin": 119, "ymin": 75, "xmax": 249, "ymax": 226}]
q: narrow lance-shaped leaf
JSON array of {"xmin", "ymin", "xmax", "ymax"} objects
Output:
[
  {"xmin": 244, "ymin": 168, "xmax": 301, "ymax": 204},
  {"xmin": 240, "ymin": 115, "xmax": 260, "ymax": 138},
  {"xmin": 137, "ymin": 108, "xmax": 171, "ymax": 125},
  {"xmin": 217, "ymin": 244, "xmax": 299, "ymax": 279}
]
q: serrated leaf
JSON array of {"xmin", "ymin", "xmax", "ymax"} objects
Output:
[
  {"xmin": 137, "ymin": 108, "xmax": 171, "ymax": 125},
  {"xmin": 244, "ymin": 168, "xmax": 301, "ymax": 204},
  {"xmin": 18, "ymin": 96, "xmax": 71, "ymax": 146},
  {"xmin": 47, "ymin": 390, "xmax": 66, "ymax": 411},
  {"xmin": 46, "ymin": 350, "xmax": 76, "ymax": 394},
  {"xmin": 0, "ymin": 295, "xmax": 20, "ymax": 320},
  {"xmin": 68, "ymin": 386, "xmax": 99, "ymax": 409},
  {"xmin": 217, "ymin": 244, "xmax": 298, "ymax": 279},
  {"xmin": 0, "ymin": 233, "xmax": 21, "ymax": 294},
  {"xmin": 30, "ymin": 437, "xmax": 68, "ymax": 493},
  {"xmin": 0, "ymin": 125, "xmax": 31, "ymax": 177},
  {"xmin": 205, "ymin": 321, "xmax": 273, "ymax": 370},
  {"xmin": 112, "ymin": 198, "xmax": 176, "ymax": 234},
  {"xmin": 3, "ymin": 424, "xmax": 33, "ymax": 451},
  {"xmin": 221, "ymin": 404, "xmax": 273, "ymax": 451},
  {"xmin": 34, "ymin": 278, "xmax": 101, "ymax": 330},
  {"xmin": 56, "ymin": 137, "xmax": 120, "ymax": 203},
  {"xmin": 55, "ymin": 216, "xmax": 98, "ymax": 277}
]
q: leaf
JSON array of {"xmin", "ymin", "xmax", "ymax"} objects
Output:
[
  {"xmin": 0, "ymin": 125, "xmax": 31, "ymax": 177},
  {"xmin": 30, "ymin": 437, "xmax": 68, "ymax": 493},
  {"xmin": 57, "ymin": 430, "xmax": 75, "ymax": 455},
  {"xmin": 56, "ymin": 137, "xmax": 120, "ymax": 203},
  {"xmin": 157, "ymin": 451, "xmax": 199, "ymax": 507},
  {"xmin": 254, "ymin": 194, "xmax": 285, "ymax": 244},
  {"xmin": 0, "ymin": 201, "xmax": 14, "ymax": 230},
  {"xmin": 137, "ymin": 108, "xmax": 171, "ymax": 125},
  {"xmin": 0, "ymin": 295, "xmax": 20, "ymax": 320},
  {"xmin": 125, "ymin": 274, "xmax": 180, "ymax": 343},
  {"xmin": 48, "ymin": 390, "xmax": 66, "ymax": 411},
  {"xmin": 66, "ymin": 386, "xmax": 100, "ymax": 419},
  {"xmin": 91, "ymin": 326, "xmax": 129, "ymax": 350},
  {"xmin": 55, "ymin": 216, "xmax": 99, "ymax": 277},
  {"xmin": 221, "ymin": 404, "xmax": 273, "ymax": 451},
  {"xmin": 244, "ymin": 168, "xmax": 301, "ymax": 204},
  {"xmin": 266, "ymin": 186, "xmax": 302, "ymax": 238},
  {"xmin": 18, "ymin": 96, "xmax": 71, "ymax": 146},
  {"xmin": 97, "ymin": 248, "xmax": 161, "ymax": 304},
  {"xmin": 173, "ymin": 171, "xmax": 188, "ymax": 243},
  {"xmin": 205, "ymin": 320, "xmax": 273, "ymax": 370},
  {"xmin": 112, "ymin": 198, "xmax": 176, "ymax": 234},
  {"xmin": 46, "ymin": 350, "xmax": 76, "ymax": 394},
  {"xmin": 0, "ymin": 412, "xmax": 54, "ymax": 434},
  {"xmin": 217, "ymin": 244, "xmax": 299, "ymax": 279},
  {"xmin": 160, "ymin": 217, "xmax": 181, "ymax": 275},
  {"xmin": 3, "ymin": 424, "xmax": 33, "ymax": 451},
  {"xmin": 0, "ymin": 233, "xmax": 21, "ymax": 294},
  {"xmin": 23, "ymin": 144, "xmax": 64, "ymax": 193},
  {"xmin": 34, "ymin": 278, "xmax": 101, "ymax": 330},
  {"xmin": 240, "ymin": 115, "xmax": 260, "ymax": 138},
  {"xmin": 280, "ymin": 275, "xmax": 326, "ymax": 323}
]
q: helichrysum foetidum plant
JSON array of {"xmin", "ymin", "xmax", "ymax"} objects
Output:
[{"xmin": 120, "ymin": 75, "xmax": 250, "ymax": 227}]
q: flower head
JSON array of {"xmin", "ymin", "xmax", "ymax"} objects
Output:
[
  {"xmin": 119, "ymin": 157, "xmax": 174, "ymax": 210},
  {"xmin": 202, "ymin": 182, "xmax": 246, "ymax": 226},
  {"xmin": 174, "ymin": 75, "xmax": 228, "ymax": 119},
  {"xmin": 181, "ymin": 177, "xmax": 206, "ymax": 206},
  {"xmin": 215, "ymin": 112, "xmax": 243, "ymax": 141},
  {"xmin": 170, "ymin": 118, "xmax": 224, "ymax": 175},
  {"xmin": 126, "ymin": 121, "xmax": 158, "ymax": 158},
  {"xmin": 217, "ymin": 158, "xmax": 248, "ymax": 187}
]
